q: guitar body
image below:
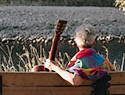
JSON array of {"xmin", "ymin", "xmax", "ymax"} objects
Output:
[{"xmin": 32, "ymin": 20, "xmax": 67, "ymax": 72}]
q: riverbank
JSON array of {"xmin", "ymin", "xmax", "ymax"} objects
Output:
[{"xmin": 0, "ymin": 6, "xmax": 125, "ymax": 45}]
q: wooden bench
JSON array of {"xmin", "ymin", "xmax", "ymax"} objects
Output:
[{"xmin": 0, "ymin": 71, "xmax": 124, "ymax": 95}]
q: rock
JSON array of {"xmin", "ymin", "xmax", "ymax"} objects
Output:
[
  {"xmin": 68, "ymin": 40, "xmax": 73, "ymax": 44},
  {"xmin": 33, "ymin": 40, "xmax": 36, "ymax": 43},
  {"xmin": 97, "ymin": 36, "xmax": 105, "ymax": 41}
]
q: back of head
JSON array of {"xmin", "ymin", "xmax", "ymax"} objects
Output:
[{"xmin": 74, "ymin": 24, "xmax": 96, "ymax": 48}]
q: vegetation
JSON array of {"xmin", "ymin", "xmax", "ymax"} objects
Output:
[
  {"xmin": 115, "ymin": 0, "xmax": 125, "ymax": 11},
  {"xmin": 0, "ymin": 0, "xmax": 115, "ymax": 7},
  {"xmin": 0, "ymin": 0, "xmax": 124, "ymax": 72},
  {"xmin": 0, "ymin": 44, "xmax": 124, "ymax": 72},
  {"xmin": 0, "ymin": 44, "xmax": 71, "ymax": 72}
]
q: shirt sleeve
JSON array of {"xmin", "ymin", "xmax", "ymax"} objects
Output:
[
  {"xmin": 101, "ymin": 58, "xmax": 115, "ymax": 71},
  {"xmin": 66, "ymin": 59, "xmax": 83, "ymax": 74},
  {"xmin": 66, "ymin": 59, "xmax": 107, "ymax": 81}
]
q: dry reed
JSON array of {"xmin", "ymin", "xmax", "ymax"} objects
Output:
[{"xmin": 0, "ymin": 44, "xmax": 124, "ymax": 72}]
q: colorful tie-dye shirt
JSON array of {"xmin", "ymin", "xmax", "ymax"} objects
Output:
[{"xmin": 66, "ymin": 48, "xmax": 108, "ymax": 81}]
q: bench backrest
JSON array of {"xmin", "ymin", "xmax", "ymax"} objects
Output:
[{"xmin": 0, "ymin": 71, "xmax": 124, "ymax": 95}]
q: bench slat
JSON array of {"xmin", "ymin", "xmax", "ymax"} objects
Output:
[
  {"xmin": 0, "ymin": 71, "xmax": 125, "ymax": 87},
  {"xmin": 108, "ymin": 71, "xmax": 125, "ymax": 85},
  {"xmin": 110, "ymin": 85, "xmax": 125, "ymax": 94},
  {"xmin": 3, "ymin": 87, "xmax": 92, "ymax": 95},
  {"xmin": 0, "ymin": 71, "xmax": 125, "ymax": 95},
  {"xmin": 2, "ymin": 85, "xmax": 125, "ymax": 95},
  {"xmin": 0, "ymin": 72, "xmax": 91, "ymax": 86}
]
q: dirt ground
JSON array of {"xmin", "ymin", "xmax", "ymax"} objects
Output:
[{"xmin": 0, "ymin": 6, "xmax": 125, "ymax": 41}]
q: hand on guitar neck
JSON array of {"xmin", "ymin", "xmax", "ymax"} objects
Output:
[
  {"xmin": 31, "ymin": 20, "xmax": 67, "ymax": 72},
  {"xmin": 47, "ymin": 20, "xmax": 67, "ymax": 71}
]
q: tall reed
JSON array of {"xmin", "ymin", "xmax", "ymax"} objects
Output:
[
  {"xmin": 0, "ymin": 44, "xmax": 71, "ymax": 72},
  {"xmin": 0, "ymin": 44, "xmax": 124, "ymax": 72}
]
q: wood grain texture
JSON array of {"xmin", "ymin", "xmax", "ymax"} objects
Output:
[
  {"xmin": 0, "ymin": 72, "xmax": 91, "ymax": 86},
  {"xmin": 2, "ymin": 85, "xmax": 125, "ymax": 95},
  {"xmin": 110, "ymin": 85, "xmax": 125, "ymax": 94},
  {"xmin": 0, "ymin": 71, "xmax": 125, "ymax": 95},
  {"xmin": 3, "ymin": 87, "xmax": 92, "ymax": 95},
  {"xmin": 0, "ymin": 71, "xmax": 125, "ymax": 86},
  {"xmin": 108, "ymin": 71, "xmax": 125, "ymax": 85}
]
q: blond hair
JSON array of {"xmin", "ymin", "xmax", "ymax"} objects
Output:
[{"xmin": 74, "ymin": 24, "xmax": 96, "ymax": 48}]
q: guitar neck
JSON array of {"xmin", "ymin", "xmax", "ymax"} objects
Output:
[
  {"xmin": 49, "ymin": 33, "xmax": 61, "ymax": 61},
  {"xmin": 48, "ymin": 20, "xmax": 67, "ymax": 61}
]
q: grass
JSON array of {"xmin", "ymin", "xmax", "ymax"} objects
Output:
[
  {"xmin": 0, "ymin": 44, "xmax": 124, "ymax": 72},
  {"xmin": 102, "ymin": 45, "xmax": 125, "ymax": 71},
  {"xmin": 113, "ymin": 53, "xmax": 125, "ymax": 71},
  {"xmin": 0, "ymin": 44, "xmax": 71, "ymax": 72}
]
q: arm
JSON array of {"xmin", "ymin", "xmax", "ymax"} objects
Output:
[{"xmin": 45, "ymin": 59, "xmax": 84, "ymax": 86}]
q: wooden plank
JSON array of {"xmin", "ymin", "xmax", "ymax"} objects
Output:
[
  {"xmin": 2, "ymin": 85, "xmax": 125, "ymax": 95},
  {"xmin": 0, "ymin": 72, "xmax": 68, "ymax": 86},
  {"xmin": 0, "ymin": 71, "xmax": 124, "ymax": 95},
  {"xmin": 108, "ymin": 71, "xmax": 125, "ymax": 85},
  {"xmin": 0, "ymin": 71, "xmax": 125, "ymax": 87},
  {"xmin": 0, "ymin": 72, "xmax": 92, "ymax": 86},
  {"xmin": 3, "ymin": 86, "xmax": 92, "ymax": 95},
  {"xmin": 110, "ymin": 85, "xmax": 125, "ymax": 95}
]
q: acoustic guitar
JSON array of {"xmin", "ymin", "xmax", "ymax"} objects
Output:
[
  {"xmin": 32, "ymin": 20, "xmax": 67, "ymax": 72},
  {"xmin": 49, "ymin": 20, "xmax": 67, "ymax": 61},
  {"xmin": 39, "ymin": 20, "xmax": 67, "ymax": 71}
]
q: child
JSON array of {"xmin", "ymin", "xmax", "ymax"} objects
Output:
[{"xmin": 32, "ymin": 24, "xmax": 114, "ymax": 86}]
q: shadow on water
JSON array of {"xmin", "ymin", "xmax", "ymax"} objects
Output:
[{"xmin": 0, "ymin": 39, "xmax": 125, "ymax": 71}]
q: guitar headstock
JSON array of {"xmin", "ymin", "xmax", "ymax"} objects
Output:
[{"xmin": 55, "ymin": 20, "xmax": 67, "ymax": 34}]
